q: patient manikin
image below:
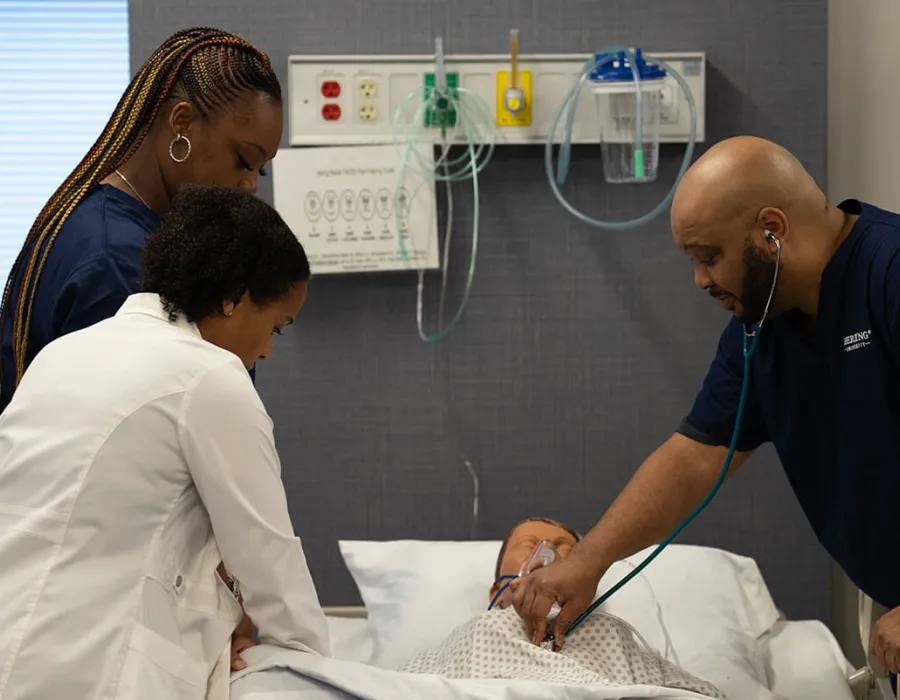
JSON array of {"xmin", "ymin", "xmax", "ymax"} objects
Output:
[{"xmin": 400, "ymin": 518, "xmax": 727, "ymax": 699}]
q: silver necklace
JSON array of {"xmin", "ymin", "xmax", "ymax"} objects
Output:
[{"xmin": 114, "ymin": 169, "xmax": 151, "ymax": 210}]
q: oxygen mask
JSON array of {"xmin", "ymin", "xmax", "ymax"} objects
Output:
[
  {"xmin": 490, "ymin": 540, "xmax": 561, "ymax": 611},
  {"xmin": 518, "ymin": 539, "xmax": 559, "ymax": 577}
]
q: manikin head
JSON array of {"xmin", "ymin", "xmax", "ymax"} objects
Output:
[
  {"xmin": 670, "ymin": 136, "xmax": 845, "ymax": 324},
  {"xmin": 489, "ymin": 518, "xmax": 580, "ymax": 609}
]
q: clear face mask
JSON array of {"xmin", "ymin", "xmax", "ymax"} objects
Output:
[
  {"xmin": 489, "ymin": 540, "xmax": 560, "ymax": 611},
  {"xmin": 518, "ymin": 539, "xmax": 558, "ymax": 577}
]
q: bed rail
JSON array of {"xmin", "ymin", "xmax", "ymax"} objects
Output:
[
  {"xmin": 323, "ymin": 605, "xmax": 368, "ymax": 619},
  {"xmin": 850, "ymin": 592, "xmax": 897, "ymax": 700}
]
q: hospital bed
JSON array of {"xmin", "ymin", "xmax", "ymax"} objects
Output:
[{"xmin": 231, "ymin": 541, "xmax": 892, "ymax": 700}]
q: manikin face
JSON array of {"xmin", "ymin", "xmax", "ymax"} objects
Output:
[{"xmin": 489, "ymin": 520, "xmax": 579, "ymax": 608}]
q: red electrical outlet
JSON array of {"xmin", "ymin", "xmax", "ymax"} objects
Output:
[
  {"xmin": 320, "ymin": 80, "xmax": 341, "ymax": 98},
  {"xmin": 321, "ymin": 103, "xmax": 342, "ymax": 121}
]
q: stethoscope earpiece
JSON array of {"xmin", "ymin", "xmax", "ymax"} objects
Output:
[{"xmin": 743, "ymin": 228, "xmax": 782, "ymax": 345}]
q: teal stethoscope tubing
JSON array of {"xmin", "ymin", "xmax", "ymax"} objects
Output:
[
  {"xmin": 563, "ymin": 234, "xmax": 782, "ymax": 637},
  {"xmin": 564, "ymin": 325, "xmax": 761, "ymax": 635}
]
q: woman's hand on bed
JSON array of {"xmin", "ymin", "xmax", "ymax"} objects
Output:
[
  {"xmin": 231, "ymin": 613, "xmax": 257, "ymax": 671},
  {"xmin": 509, "ymin": 549, "xmax": 602, "ymax": 650},
  {"xmin": 871, "ymin": 606, "xmax": 900, "ymax": 673}
]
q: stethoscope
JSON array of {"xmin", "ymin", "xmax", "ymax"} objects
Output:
[
  {"xmin": 743, "ymin": 229, "xmax": 782, "ymax": 356},
  {"xmin": 553, "ymin": 229, "xmax": 783, "ymax": 640}
]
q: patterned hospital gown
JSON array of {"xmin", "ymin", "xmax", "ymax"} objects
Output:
[{"xmin": 400, "ymin": 608, "xmax": 726, "ymax": 698}]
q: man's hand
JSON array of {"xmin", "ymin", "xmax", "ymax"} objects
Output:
[
  {"xmin": 871, "ymin": 606, "xmax": 900, "ymax": 673},
  {"xmin": 509, "ymin": 548, "xmax": 603, "ymax": 649},
  {"xmin": 231, "ymin": 613, "xmax": 257, "ymax": 671}
]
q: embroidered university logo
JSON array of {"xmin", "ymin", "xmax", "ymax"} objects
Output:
[{"xmin": 843, "ymin": 330, "xmax": 872, "ymax": 353}]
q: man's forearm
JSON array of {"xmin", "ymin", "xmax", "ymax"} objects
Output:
[{"xmin": 577, "ymin": 433, "xmax": 751, "ymax": 577}]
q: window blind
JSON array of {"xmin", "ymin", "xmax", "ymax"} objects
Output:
[{"xmin": 0, "ymin": 0, "xmax": 129, "ymax": 287}]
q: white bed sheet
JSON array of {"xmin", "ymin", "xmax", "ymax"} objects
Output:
[
  {"xmin": 231, "ymin": 617, "xmax": 855, "ymax": 700},
  {"xmin": 762, "ymin": 620, "xmax": 854, "ymax": 700},
  {"xmin": 326, "ymin": 616, "xmax": 373, "ymax": 663},
  {"xmin": 232, "ymin": 646, "xmax": 721, "ymax": 700}
]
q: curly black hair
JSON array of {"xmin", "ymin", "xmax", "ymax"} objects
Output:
[{"xmin": 141, "ymin": 184, "xmax": 310, "ymax": 323}]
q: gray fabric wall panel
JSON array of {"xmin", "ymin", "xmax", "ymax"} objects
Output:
[{"xmin": 129, "ymin": 1, "xmax": 830, "ymax": 622}]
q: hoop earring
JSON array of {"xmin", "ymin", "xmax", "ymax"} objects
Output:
[{"xmin": 169, "ymin": 134, "xmax": 192, "ymax": 163}]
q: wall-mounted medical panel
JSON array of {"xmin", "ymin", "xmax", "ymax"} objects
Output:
[{"xmin": 287, "ymin": 52, "xmax": 706, "ymax": 147}]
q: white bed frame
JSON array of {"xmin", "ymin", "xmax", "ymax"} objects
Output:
[
  {"xmin": 323, "ymin": 606, "xmax": 368, "ymax": 619},
  {"xmin": 324, "ymin": 597, "xmax": 897, "ymax": 700}
]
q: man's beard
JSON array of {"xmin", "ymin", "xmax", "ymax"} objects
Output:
[{"xmin": 736, "ymin": 242, "xmax": 780, "ymax": 324}]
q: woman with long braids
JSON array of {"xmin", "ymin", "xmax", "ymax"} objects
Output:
[
  {"xmin": 0, "ymin": 26, "xmax": 282, "ymax": 411},
  {"xmin": 0, "ymin": 26, "xmax": 288, "ymax": 681}
]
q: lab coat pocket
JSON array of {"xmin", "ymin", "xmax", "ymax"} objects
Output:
[
  {"xmin": 120, "ymin": 546, "xmax": 233, "ymax": 699},
  {"xmin": 118, "ymin": 623, "xmax": 209, "ymax": 700}
]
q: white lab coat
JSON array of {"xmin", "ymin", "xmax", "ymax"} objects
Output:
[{"xmin": 0, "ymin": 293, "xmax": 330, "ymax": 700}]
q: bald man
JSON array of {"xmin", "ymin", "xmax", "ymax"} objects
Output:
[{"xmin": 511, "ymin": 136, "xmax": 900, "ymax": 674}]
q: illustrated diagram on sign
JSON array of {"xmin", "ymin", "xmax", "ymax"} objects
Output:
[
  {"xmin": 302, "ymin": 187, "xmax": 415, "ymax": 226},
  {"xmin": 304, "ymin": 191, "xmax": 321, "ymax": 223},
  {"xmin": 322, "ymin": 190, "xmax": 339, "ymax": 222},
  {"xmin": 396, "ymin": 187, "xmax": 411, "ymax": 216},
  {"xmin": 359, "ymin": 190, "xmax": 374, "ymax": 221},
  {"xmin": 272, "ymin": 144, "xmax": 439, "ymax": 275},
  {"xmin": 340, "ymin": 190, "xmax": 356, "ymax": 221},
  {"xmin": 375, "ymin": 188, "xmax": 392, "ymax": 219}
]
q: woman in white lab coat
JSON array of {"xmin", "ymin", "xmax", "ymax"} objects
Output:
[{"xmin": 0, "ymin": 184, "xmax": 330, "ymax": 700}]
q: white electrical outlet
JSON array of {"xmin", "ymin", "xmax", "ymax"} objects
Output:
[
  {"xmin": 288, "ymin": 52, "xmax": 705, "ymax": 146},
  {"xmin": 350, "ymin": 74, "xmax": 387, "ymax": 127},
  {"xmin": 358, "ymin": 79, "xmax": 378, "ymax": 98},
  {"xmin": 358, "ymin": 103, "xmax": 378, "ymax": 122}
]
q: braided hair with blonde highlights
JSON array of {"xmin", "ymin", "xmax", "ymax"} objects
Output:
[{"xmin": 0, "ymin": 27, "xmax": 281, "ymax": 392}]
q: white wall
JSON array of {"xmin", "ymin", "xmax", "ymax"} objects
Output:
[
  {"xmin": 828, "ymin": 0, "xmax": 900, "ymax": 207},
  {"xmin": 827, "ymin": 0, "xmax": 900, "ymax": 668}
]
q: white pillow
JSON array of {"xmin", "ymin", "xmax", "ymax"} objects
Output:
[
  {"xmin": 614, "ymin": 546, "xmax": 780, "ymax": 696},
  {"xmin": 339, "ymin": 539, "xmax": 780, "ymax": 683},
  {"xmin": 338, "ymin": 540, "xmax": 500, "ymax": 669}
]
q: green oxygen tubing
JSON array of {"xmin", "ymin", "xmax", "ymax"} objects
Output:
[
  {"xmin": 391, "ymin": 37, "xmax": 498, "ymax": 343},
  {"xmin": 563, "ymin": 231, "xmax": 782, "ymax": 637}
]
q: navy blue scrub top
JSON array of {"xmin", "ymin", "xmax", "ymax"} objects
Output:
[
  {"xmin": 680, "ymin": 199, "xmax": 900, "ymax": 610},
  {"xmin": 0, "ymin": 185, "xmax": 158, "ymax": 412},
  {"xmin": 0, "ymin": 184, "xmax": 256, "ymax": 413}
]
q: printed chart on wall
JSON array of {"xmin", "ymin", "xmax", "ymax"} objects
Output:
[{"xmin": 272, "ymin": 144, "xmax": 439, "ymax": 275}]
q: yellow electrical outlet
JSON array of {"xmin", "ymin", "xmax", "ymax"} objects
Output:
[{"xmin": 495, "ymin": 70, "xmax": 532, "ymax": 127}]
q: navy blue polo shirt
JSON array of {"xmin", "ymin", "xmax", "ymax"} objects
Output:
[
  {"xmin": 0, "ymin": 185, "xmax": 159, "ymax": 411},
  {"xmin": 681, "ymin": 199, "xmax": 900, "ymax": 609}
]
